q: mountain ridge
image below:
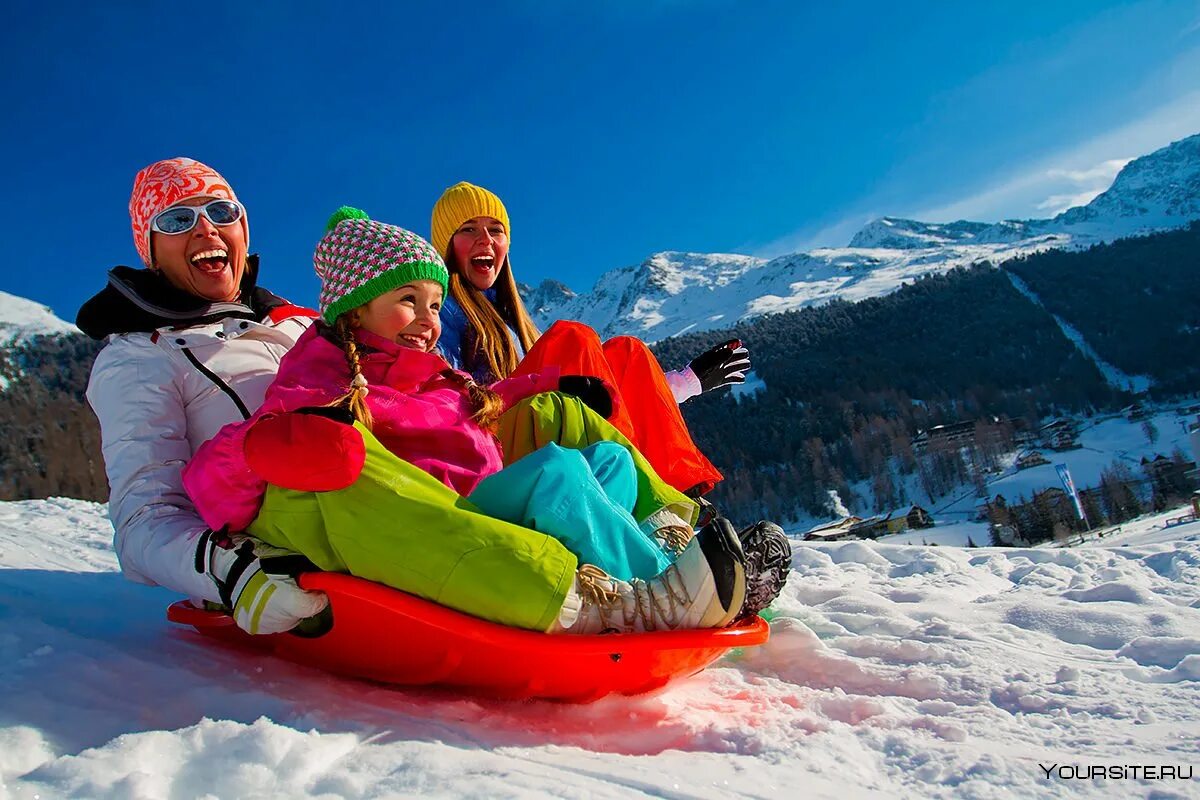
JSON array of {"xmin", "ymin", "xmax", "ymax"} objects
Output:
[
  {"xmin": 525, "ymin": 133, "xmax": 1200, "ymax": 342},
  {"xmin": 5, "ymin": 135, "xmax": 1199, "ymax": 348}
]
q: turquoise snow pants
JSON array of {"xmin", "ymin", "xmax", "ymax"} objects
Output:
[{"xmin": 468, "ymin": 441, "xmax": 672, "ymax": 581}]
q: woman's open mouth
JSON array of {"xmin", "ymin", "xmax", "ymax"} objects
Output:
[
  {"xmin": 189, "ymin": 248, "xmax": 230, "ymax": 275},
  {"xmin": 470, "ymin": 255, "xmax": 495, "ymax": 275}
]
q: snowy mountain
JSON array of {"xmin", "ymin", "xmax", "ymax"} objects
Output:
[
  {"xmin": 852, "ymin": 134, "xmax": 1200, "ymax": 250},
  {"xmin": 526, "ymin": 251, "xmax": 769, "ymax": 341},
  {"xmin": 3, "ymin": 497, "xmax": 1198, "ymax": 798},
  {"xmin": 0, "ymin": 289, "xmax": 78, "ymax": 345},
  {"xmin": 0, "ymin": 290, "xmax": 104, "ymax": 500},
  {"xmin": 517, "ymin": 278, "xmax": 577, "ymax": 318},
  {"xmin": 1054, "ymin": 132, "xmax": 1200, "ymax": 233},
  {"xmin": 0, "ymin": 289, "xmax": 86, "ymax": 397},
  {"xmin": 528, "ymin": 133, "xmax": 1200, "ymax": 342}
]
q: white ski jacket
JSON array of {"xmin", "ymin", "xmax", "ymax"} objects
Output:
[{"xmin": 81, "ymin": 264, "xmax": 313, "ymax": 601}]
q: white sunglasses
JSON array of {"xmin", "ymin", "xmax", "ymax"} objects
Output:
[{"xmin": 151, "ymin": 199, "xmax": 245, "ymax": 235}]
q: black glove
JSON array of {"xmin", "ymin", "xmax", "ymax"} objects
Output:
[
  {"xmin": 688, "ymin": 339, "xmax": 751, "ymax": 393},
  {"xmin": 558, "ymin": 375, "xmax": 613, "ymax": 419}
]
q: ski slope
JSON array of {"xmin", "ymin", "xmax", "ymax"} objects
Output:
[{"xmin": 1, "ymin": 498, "xmax": 1198, "ymax": 799}]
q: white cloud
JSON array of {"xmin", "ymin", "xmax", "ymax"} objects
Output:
[
  {"xmin": 1045, "ymin": 158, "xmax": 1132, "ymax": 184},
  {"xmin": 912, "ymin": 89, "xmax": 1200, "ymax": 223},
  {"xmin": 1035, "ymin": 190, "xmax": 1107, "ymax": 216},
  {"xmin": 1033, "ymin": 158, "xmax": 1131, "ymax": 215},
  {"xmin": 751, "ymin": 212, "xmax": 879, "ymax": 257}
]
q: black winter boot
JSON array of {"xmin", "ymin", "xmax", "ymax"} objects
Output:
[{"xmin": 736, "ymin": 521, "xmax": 792, "ymax": 621}]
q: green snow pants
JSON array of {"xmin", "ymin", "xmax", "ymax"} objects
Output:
[{"xmin": 248, "ymin": 421, "xmax": 578, "ymax": 632}]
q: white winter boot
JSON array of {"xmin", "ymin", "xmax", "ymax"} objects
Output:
[{"xmin": 565, "ymin": 517, "xmax": 747, "ymax": 634}]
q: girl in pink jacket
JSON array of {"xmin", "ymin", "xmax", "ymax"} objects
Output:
[{"xmin": 181, "ymin": 210, "xmax": 752, "ymax": 636}]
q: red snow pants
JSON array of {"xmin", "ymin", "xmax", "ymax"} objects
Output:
[{"xmin": 510, "ymin": 320, "xmax": 723, "ymax": 495}]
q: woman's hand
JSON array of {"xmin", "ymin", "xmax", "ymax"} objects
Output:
[
  {"xmin": 687, "ymin": 339, "xmax": 751, "ymax": 393},
  {"xmin": 196, "ymin": 531, "xmax": 330, "ymax": 636}
]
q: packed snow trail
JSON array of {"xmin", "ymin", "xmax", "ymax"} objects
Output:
[
  {"xmin": 1004, "ymin": 271, "xmax": 1154, "ymax": 394},
  {"xmin": 1, "ymin": 498, "xmax": 1197, "ymax": 799}
]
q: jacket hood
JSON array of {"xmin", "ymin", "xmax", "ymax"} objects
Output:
[{"xmin": 75, "ymin": 255, "xmax": 290, "ymax": 339}]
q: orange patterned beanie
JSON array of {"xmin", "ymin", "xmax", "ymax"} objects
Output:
[{"xmin": 129, "ymin": 157, "xmax": 245, "ymax": 267}]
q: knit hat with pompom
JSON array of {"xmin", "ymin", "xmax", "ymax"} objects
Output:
[{"xmin": 314, "ymin": 207, "xmax": 449, "ymax": 324}]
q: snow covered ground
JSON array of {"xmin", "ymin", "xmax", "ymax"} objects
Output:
[
  {"xmin": 878, "ymin": 519, "xmax": 992, "ymax": 548},
  {"xmin": 2, "ymin": 498, "xmax": 1198, "ymax": 798}
]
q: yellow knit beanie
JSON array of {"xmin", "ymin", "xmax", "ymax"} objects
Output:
[{"xmin": 431, "ymin": 181, "xmax": 510, "ymax": 260}]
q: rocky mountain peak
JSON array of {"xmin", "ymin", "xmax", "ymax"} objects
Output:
[{"xmin": 1056, "ymin": 133, "xmax": 1200, "ymax": 226}]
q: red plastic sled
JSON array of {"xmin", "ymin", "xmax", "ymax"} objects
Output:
[{"xmin": 167, "ymin": 572, "xmax": 770, "ymax": 702}]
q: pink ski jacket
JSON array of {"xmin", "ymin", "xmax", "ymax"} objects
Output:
[{"xmin": 182, "ymin": 324, "xmax": 559, "ymax": 533}]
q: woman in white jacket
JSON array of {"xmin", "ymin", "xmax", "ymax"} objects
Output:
[{"xmin": 80, "ymin": 157, "xmax": 328, "ymax": 635}]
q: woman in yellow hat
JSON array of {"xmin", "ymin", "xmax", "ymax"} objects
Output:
[{"xmin": 431, "ymin": 182, "xmax": 751, "ymax": 497}]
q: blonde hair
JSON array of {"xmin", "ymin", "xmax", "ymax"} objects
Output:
[
  {"xmin": 328, "ymin": 312, "xmax": 506, "ymax": 432},
  {"xmin": 446, "ymin": 252, "xmax": 540, "ymax": 380},
  {"xmin": 327, "ymin": 315, "xmax": 375, "ymax": 430},
  {"xmin": 440, "ymin": 369, "xmax": 507, "ymax": 431}
]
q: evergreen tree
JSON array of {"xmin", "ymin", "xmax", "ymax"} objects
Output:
[
  {"xmin": 1142, "ymin": 419, "xmax": 1160, "ymax": 446},
  {"xmin": 1100, "ymin": 461, "xmax": 1145, "ymax": 522}
]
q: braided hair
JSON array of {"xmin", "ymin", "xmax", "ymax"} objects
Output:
[
  {"xmin": 328, "ymin": 314, "xmax": 506, "ymax": 432},
  {"xmin": 326, "ymin": 315, "xmax": 375, "ymax": 430},
  {"xmin": 440, "ymin": 369, "xmax": 507, "ymax": 431}
]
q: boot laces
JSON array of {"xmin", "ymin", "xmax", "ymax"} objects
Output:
[
  {"xmin": 576, "ymin": 563, "xmax": 694, "ymax": 633},
  {"xmin": 575, "ymin": 564, "xmax": 624, "ymax": 632},
  {"xmin": 655, "ymin": 524, "xmax": 692, "ymax": 555},
  {"xmin": 576, "ymin": 564, "xmax": 621, "ymax": 606},
  {"xmin": 630, "ymin": 560, "xmax": 693, "ymax": 632}
]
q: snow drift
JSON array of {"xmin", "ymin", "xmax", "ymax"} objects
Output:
[{"xmin": 1, "ymin": 499, "xmax": 1197, "ymax": 798}]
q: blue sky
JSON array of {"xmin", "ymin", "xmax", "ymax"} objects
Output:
[{"xmin": 4, "ymin": 0, "xmax": 1199, "ymax": 319}]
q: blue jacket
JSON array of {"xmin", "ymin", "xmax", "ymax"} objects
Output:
[{"xmin": 438, "ymin": 289, "xmax": 525, "ymax": 383}]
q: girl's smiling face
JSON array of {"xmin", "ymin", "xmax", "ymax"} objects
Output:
[
  {"xmin": 351, "ymin": 279, "xmax": 443, "ymax": 351},
  {"xmin": 450, "ymin": 216, "xmax": 509, "ymax": 291}
]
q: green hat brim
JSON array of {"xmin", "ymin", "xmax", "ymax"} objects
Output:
[{"xmin": 323, "ymin": 261, "xmax": 449, "ymax": 324}]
